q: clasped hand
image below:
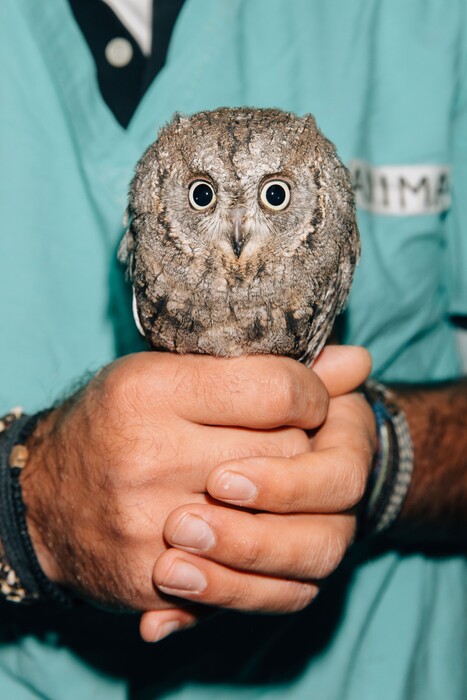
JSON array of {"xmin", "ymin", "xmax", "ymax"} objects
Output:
[{"xmin": 21, "ymin": 347, "xmax": 375, "ymax": 642}]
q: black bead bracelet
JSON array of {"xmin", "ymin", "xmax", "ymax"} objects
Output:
[
  {"xmin": 0, "ymin": 408, "xmax": 72, "ymax": 605},
  {"xmin": 359, "ymin": 380, "xmax": 414, "ymax": 535}
]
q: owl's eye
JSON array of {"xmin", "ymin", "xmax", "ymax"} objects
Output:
[
  {"xmin": 260, "ymin": 180, "xmax": 291, "ymax": 211},
  {"xmin": 189, "ymin": 180, "xmax": 217, "ymax": 210}
]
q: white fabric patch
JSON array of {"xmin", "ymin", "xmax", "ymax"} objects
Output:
[
  {"xmin": 349, "ymin": 160, "xmax": 451, "ymax": 216},
  {"xmin": 102, "ymin": 0, "xmax": 152, "ymax": 56}
]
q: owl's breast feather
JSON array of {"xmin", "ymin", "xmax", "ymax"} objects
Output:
[{"xmin": 135, "ymin": 249, "xmax": 335, "ymax": 364}]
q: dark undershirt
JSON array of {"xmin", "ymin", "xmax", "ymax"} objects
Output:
[{"xmin": 68, "ymin": 0, "xmax": 185, "ymax": 127}]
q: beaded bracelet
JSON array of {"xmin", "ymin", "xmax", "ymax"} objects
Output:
[
  {"xmin": 0, "ymin": 408, "xmax": 71, "ymax": 605},
  {"xmin": 359, "ymin": 380, "xmax": 414, "ymax": 535}
]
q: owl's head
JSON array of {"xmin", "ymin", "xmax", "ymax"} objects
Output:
[{"xmin": 121, "ymin": 107, "xmax": 358, "ymax": 274}]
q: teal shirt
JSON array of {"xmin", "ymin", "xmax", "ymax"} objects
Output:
[{"xmin": 1, "ymin": 1, "xmax": 466, "ymax": 698}]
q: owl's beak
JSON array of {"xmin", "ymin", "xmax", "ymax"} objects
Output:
[{"xmin": 230, "ymin": 207, "xmax": 246, "ymax": 258}]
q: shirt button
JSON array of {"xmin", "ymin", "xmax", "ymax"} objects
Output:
[{"xmin": 105, "ymin": 37, "xmax": 134, "ymax": 67}]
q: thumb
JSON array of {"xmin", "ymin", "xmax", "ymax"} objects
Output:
[{"xmin": 311, "ymin": 345, "xmax": 372, "ymax": 397}]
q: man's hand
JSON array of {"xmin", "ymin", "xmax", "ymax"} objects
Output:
[
  {"xmin": 139, "ymin": 348, "xmax": 375, "ymax": 641},
  {"xmin": 21, "ymin": 348, "xmax": 369, "ymax": 615}
]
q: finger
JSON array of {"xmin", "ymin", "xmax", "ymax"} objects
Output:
[
  {"xmin": 207, "ymin": 393, "xmax": 375, "ymax": 513},
  {"xmin": 311, "ymin": 392, "xmax": 377, "ymax": 454},
  {"xmin": 154, "ymin": 424, "xmax": 311, "ymax": 498},
  {"xmin": 199, "ymin": 424, "xmax": 312, "ymax": 465},
  {"xmin": 163, "ymin": 505, "xmax": 355, "ymax": 580},
  {"xmin": 139, "ymin": 607, "xmax": 200, "ymax": 644},
  {"xmin": 153, "ymin": 549, "xmax": 318, "ymax": 613},
  {"xmin": 207, "ymin": 451, "xmax": 366, "ymax": 513},
  {"xmin": 169, "ymin": 354, "xmax": 329, "ymax": 430},
  {"xmin": 312, "ymin": 346, "xmax": 372, "ymax": 396}
]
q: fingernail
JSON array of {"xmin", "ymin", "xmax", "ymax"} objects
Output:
[
  {"xmin": 158, "ymin": 559, "xmax": 207, "ymax": 595},
  {"xmin": 213, "ymin": 471, "xmax": 258, "ymax": 501},
  {"xmin": 151, "ymin": 620, "xmax": 181, "ymax": 643},
  {"xmin": 171, "ymin": 514, "xmax": 216, "ymax": 551}
]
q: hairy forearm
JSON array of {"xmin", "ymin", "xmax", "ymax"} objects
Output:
[{"xmin": 390, "ymin": 379, "xmax": 467, "ymax": 544}]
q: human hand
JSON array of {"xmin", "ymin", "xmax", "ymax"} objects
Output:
[
  {"xmin": 21, "ymin": 350, "xmax": 344, "ymax": 612},
  {"xmin": 140, "ymin": 347, "xmax": 375, "ymax": 642}
]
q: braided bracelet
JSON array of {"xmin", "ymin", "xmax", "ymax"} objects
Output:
[
  {"xmin": 0, "ymin": 408, "xmax": 71, "ymax": 605},
  {"xmin": 359, "ymin": 380, "xmax": 414, "ymax": 535}
]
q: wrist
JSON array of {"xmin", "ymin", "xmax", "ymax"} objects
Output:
[
  {"xmin": 0, "ymin": 407, "xmax": 71, "ymax": 605},
  {"xmin": 20, "ymin": 408, "xmax": 63, "ymax": 584},
  {"xmin": 358, "ymin": 380, "xmax": 414, "ymax": 536}
]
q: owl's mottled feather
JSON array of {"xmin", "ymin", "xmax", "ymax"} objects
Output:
[{"xmin": 119, "ymin": 107, "xmax": 360, "ymax": 365}]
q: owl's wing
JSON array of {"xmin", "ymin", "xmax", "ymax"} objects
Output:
[
  {"xmin": 117, "ymin": 223, "xmax": 134, "ymax": 276},
  {"xmin": 315, "ymin": 138, "xmax": 361, "ymax": 320},
  {"xmin": 298, "ymin": 277, "xmax": 341, "ymax": 367},
  {"xmin": 335, "ymin": 219, "xmax": 360, "ymax": 315},
  {"xmin": 117, "ymin": 224, "xmax": 147, "ymax": 337},
  {"xmin": 299, "ymin": 216, "xmax": 360, "ymax": 368}
]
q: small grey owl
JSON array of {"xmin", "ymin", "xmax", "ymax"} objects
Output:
[{"xmin": 119, "ymin": 107, "xmax": 360, "ymax": 366}]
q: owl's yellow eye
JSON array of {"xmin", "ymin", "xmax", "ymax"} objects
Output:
[
  {"xmin": 260, "ymin": 180, "xmax": 291, "ymax": 211},
  {"xmin": 189, "ymin": 180, "xmax": 217, "ymax": 210}
]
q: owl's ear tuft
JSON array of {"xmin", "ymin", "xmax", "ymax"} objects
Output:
[
  {"xmin": 171, "ymin": 112, "xmax": 190, "ymax": 129},
  {"xmin": 302, "ymin": 113, "xmax": 318, "ymax": 126},
  {"xmin": 299, "ymin": 113, "xmax": 319, "ymax": 136}
]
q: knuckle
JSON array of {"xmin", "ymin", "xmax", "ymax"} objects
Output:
[
  {"xmin": 263, "ymin": 361, "xmax": 329, "ymax": 429},
  {"xmin": 99, "ymin": 361, "xmax": 138, "ymax": 409},
  {"xmin": 279, "ymin": 474, "xmax": 305, "ymax": 512},
  {"xmin": 172, "ymin": 357, "xmax": 204, "ymax": 398},
  {"xmin": 237, "ymin": 537, "xmax": 262, "ymax": 571},
  {"xmin": 103, "ymin": 501, "xmax": 138, "ymax": 545},
  {"xmin": 100, "ymin": 354, "xmax": 170, "ymax": 412},
  {"xmin": 265, "ymin": 370, "xmax": 302, "ymax": 424},
  {"xmin": 181, "ymin": 361, "xmax": 237, "ymax": 416},
  {"xmin": 105, "ymin": 490, "xmax": 157, "ymax": 548},
  {"xmin": 219, "ymin": 585, "xmax": 250, "ymax": 610},
  {"xmin": 308, "ymin": 382, "xmax": 329, "ymax": 427}
]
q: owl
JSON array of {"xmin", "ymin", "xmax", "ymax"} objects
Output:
[{"xmin": 119, "ymin": 107, "xmax": 360, "ymax": 366}]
